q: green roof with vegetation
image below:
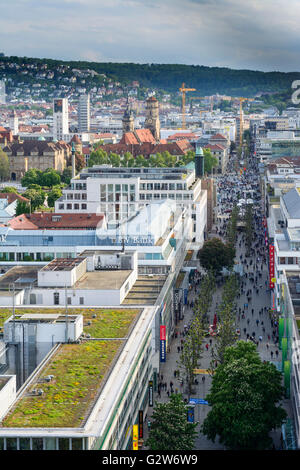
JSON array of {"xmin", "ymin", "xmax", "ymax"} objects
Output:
[{"xmin": 1, "ymin": 308, "xmax": 140, "ymax": 428}]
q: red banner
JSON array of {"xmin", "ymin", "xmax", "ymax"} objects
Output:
[
  {"xmin": 160, "ymin": 325, "xmax": 166, "ymax": 340},
  {"xmin": 269, "ymin": 244, "xmax": 275, "ymax": 289}
]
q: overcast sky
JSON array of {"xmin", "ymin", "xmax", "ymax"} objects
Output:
[{"xmin": 0, "ymin": 0, "xmax": 299, "ymax": 72}]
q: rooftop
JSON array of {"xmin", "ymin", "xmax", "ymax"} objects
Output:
[
  {"xmin": 74, "ymin": 270, "xmax": 132, "ymax": 290},
  {"xmin": 41, "ymin": 257, "xmax": 85, "ymax": 272},
  {"xmin": 5, "ymin": 213, "xmax": 105, "ymax": 230},
  {"xmin": 0, "ymin": 308, "xmax": 140, "ymax": 428}
]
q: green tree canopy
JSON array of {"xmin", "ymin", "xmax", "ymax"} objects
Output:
[
  {"xmin": 146, "ymin": 394, "xmax": 197, "ymax": 451},
  {"xmin": 203, "ymin": 148, "xmax": 218, "ymax": 174},
  {"xmin": 15, "ymin": 200, "xmax": 30, "ymax": 216},
  {"xmin": 61, "ymin": 166, "xmax": 72, "ymax": 184},
  {"xmin": 197, "ymin": 238, "xmax": 235, "ymax": 275},
  {"xmin": 0, "ymin": 186, "xmax": 19, "ymax": 194},
  {"xmin": 202, "ymin": 341, "xmax": 287, "ymax": 450},
  {"xmin": 23, "ymin": 188, "xmax": 45, "ymax": 211},
  {"xmin": 21, "ymin": 168, "xmax": 42, "ymax": 187},
  {"xmin": 40, "ymin": 169, "xmax": 61, "ymax": 187},
  {"xmin": 47, "ymin": 186, "xmax": 63, "ymax": 208}
]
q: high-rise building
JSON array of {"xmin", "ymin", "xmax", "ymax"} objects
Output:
[
  {"xmin": 53, "ymin": 98, "xmax": 69, "ymax": 140},
  {"xmin": 78, "ymin": 93, "xmax": 90, "ymax": 133},
  {"xmin": 145, "ymin": 96, "xmax": 160, "ymax": 141},
  {"xmin": 0, "ymin": 80, "xmax": 6, "ymax": 105}
]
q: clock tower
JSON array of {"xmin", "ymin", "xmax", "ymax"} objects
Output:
[
  {"xmin": 122, "ymin": 99, "xmax": 135, "ymax": 134},
  {"xmin": 145, "ymin": 96, "xmax": 160, "ymax": 141}
]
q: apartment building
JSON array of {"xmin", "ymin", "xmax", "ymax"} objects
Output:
[{"xmin": 54, "ymin": 166, "xmax": 207, "ymax": 245}]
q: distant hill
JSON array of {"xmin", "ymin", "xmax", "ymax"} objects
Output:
[{"xmin": 1, "ymin": 55, "xmax": 300, "ymax": 97}]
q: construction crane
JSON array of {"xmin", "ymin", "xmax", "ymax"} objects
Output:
[
  {"xmin": 236, "ymin": 97, "xmax": 254, "ymax": 146},
  {"xmin": 179, "ymin": 83, "xmax": 196, "ymax": 129}
]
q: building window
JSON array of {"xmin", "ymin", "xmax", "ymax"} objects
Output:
[
  {"xmin": 45, "ymin": 437, "xmax": 57, "ymax": 450},
  {"xmin": 67, "ymin": 204, "xmax": 72, "ymax": 210},
  {"xmin": 54, "ymin": 292, "xmax": 60, "ymax": 305},
  {"xmin": 59, "ymin": 204, "xmax": 64, "ymax": 210},
  {"xmin": 80, "ymin": 297, "xmax": 84, "ymax": 305},
  {"xmin": 6, "ymin": 438, "xmax": 17, "ymax": 450},
  {"xmin": 74, "ymin": 203, "xmax": 79, "ymax": 210},
  {"xmin": 32, "ymin": 438, "xmax": 43, "ymax": 450},
  {"xmin": 19, "ymin": 438, "xmax": 30, "ymax": 450},
  {"xmin": 67, "ymin": 297, "xmax": 72, "ymax": 305},
  {"xmin": 71, "ymin": 438, "xmax": 83, "ymax": 450},
  {"xmin": 58, "ymin": 438, "xmax": 70, "ymax": 450},
  {"xmin": 81, "ymin": 203, "xmax": 87, "ymax": 210}
]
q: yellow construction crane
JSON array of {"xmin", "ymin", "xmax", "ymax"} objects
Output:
[
  {"xmin": 179, "ymin": 83, "xmax": 196, "ymax": 129},
  {"xmin": 236, "ymin": 97, "xmax": 254, "ymax": 146}
]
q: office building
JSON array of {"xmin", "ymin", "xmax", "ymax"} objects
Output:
[
  {"xmin": 78, "ymin": 94, "xmax": 90, "ymax": 133},
  {"xmin": 53, "ymin": 98, "xmax": 69, "ymax": 141},
  {"xmin": 54, "ymin": 165, "xmax": 207, "ymax": 245}
]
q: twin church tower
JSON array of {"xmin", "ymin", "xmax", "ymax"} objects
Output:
[{"xmin": 122, "ymin": 96, "xmax": 161, "ymax": 141}]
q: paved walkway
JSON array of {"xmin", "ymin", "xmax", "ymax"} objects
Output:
[{"xmin": 143, "ymin": 158, "xmax": 293, "ymax": 450}]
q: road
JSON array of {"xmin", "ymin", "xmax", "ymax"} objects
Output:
[{"xmin": 143, "ymin": 154, "xmax": 292, "ymax": 450}]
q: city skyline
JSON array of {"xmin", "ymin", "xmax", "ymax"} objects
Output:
[{"xmin": 0, "ymin": 0, "xmax": 299, "ymax": 73}]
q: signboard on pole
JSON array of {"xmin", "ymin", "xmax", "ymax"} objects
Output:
[
  {"xmin": 269, "ymin": 244, "xmax": 275, "ymax": 289},
  {"xmin": 160, "ymin": 325, "xmax": 166, "ymax": 363},
  {"xmin": 133, "ymin": 424, "xmax": 138, "ymax": 451},
  {"xmin": 138, "ymin": 410, "xmax": 143, "ymax": 439},
  {"xmin": 148, "ymin": 380, "xmax": 153, "ymax": 407}
]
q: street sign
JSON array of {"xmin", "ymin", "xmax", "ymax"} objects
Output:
[
  {"xmin": 271, "ymin": 277, "xmax": 276, "ymax": 283},
  {"xmin": 189, "ymin": 398, "xmax": 209, "ymax": 405}
]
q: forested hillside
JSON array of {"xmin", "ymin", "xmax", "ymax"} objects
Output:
[{"xmin": 1, "ymin": 55, "xmax": 300, "ymax": 97}]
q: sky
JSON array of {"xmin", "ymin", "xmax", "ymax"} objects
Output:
[{"xmin": 0, "ymin": 0, "xmax": 299, "ymax": 72}]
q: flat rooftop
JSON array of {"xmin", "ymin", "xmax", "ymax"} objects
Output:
[
  {"xmin": 0, "ymin": 266, "xmax": 39, "ymax": 290},
  {"xmin": 74, "ymin": 270, "xmax": 132, "ymax": 290},
  {"xmin": 41, "ymin": 257, "xmax": 85, "ymax": 272},
  {"xmin": 0, "ymin": 308, "xmax": 140, "ymax": 428},
  {"xmin": 7, "ymin": 314, "xmax": 79, "ymax": 323}
]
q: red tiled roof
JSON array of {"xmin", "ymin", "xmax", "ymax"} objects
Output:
[
  {"xmin": 119, "ymin": 129, "xmax": 156, "ymax": 145},
  {"xmin": 135, "ymin": 129, "xmax": 156, "ymax": 144},
  {"xmin": 6, "ymin": 213, "xmax": 105, "ymax": 230},
  {"xmin": 0, "ymin": 193, "xmax": 30, "ymax": 204},
  {"xmin": 167, "ymin": 132, "xmax": 195, "ymax": 141},
  {"xmin": 204, "ymin": 144, "xmax": 226, "ymax": 151},
  {"xmin": 120, "ymin": 132, "xmax": 139, "ymax": 145},
  {"xmin": 210, "ymin": 133, "xmax": 227, "ymax": 140}
]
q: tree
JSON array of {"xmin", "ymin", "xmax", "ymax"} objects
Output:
[
  {"xmin": 88, "ymin": 148, "xmax": 109, "ymax": 166},
  {"xmin": 0, "ymin": 186, "xmax": 19, "ymax": 194},
  {"xmin": 21, "ymin": 168, "xmax": 42, "ymax": 187},
  {"xmin": 177, "ymin": 317, "xmax": 204, "ymax": 398},
  {"xmin": 47, "ymin": 186, "xmax": 62, "ymax": 207},
  {"xmin": 203, "ymin": 148, "xmax": 218, "ymax": 174},
  {"xmin": 23, "ymin": 188, "xmax": 45, "ymax": 211},
  {"xmin": 40, "ymin": 168, "xmax": 61, "ymax": 187},
  {"xmin": 202, "ymin": 341, "xmax": 287, "ymax": 450},
  {"xmin": 197, "ymin": 238, "xmax": 235, "ymax": 275},
  {"xmin": 61, "ymin": 166, "xmax": 72, "ymax": 184},
  {"xmin": 0, "ymin": 148, "xmax": 9, "ymax": 181},
  {"xmin": 146, "ymin": 394, "xmax": 198, "ymax": 450},
  {"xmin": 15, "ymin": 200, "xmax": 30, "ymax": 216},
  {"xmin": 66, "ymin": 152, "xmax": 86, "ymax": 172}
]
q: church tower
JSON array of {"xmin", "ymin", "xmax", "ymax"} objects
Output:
[
  {"xmin": 122, "ymin": 100, "xmax": 135, "ymax": 134},
  {"xmin": 145, "ymin": 96, "xmax": 160, "ymax": 141}
]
